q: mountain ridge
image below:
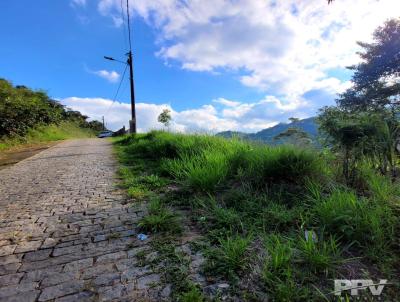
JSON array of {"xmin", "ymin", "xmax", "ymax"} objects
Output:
[{"xmin": 216, "ymin": 117, "xmax": 319, "ymax": 143}]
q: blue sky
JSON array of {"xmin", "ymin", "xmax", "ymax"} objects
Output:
[{"xmin": 0, "ymin": 0, "xmax": 398, "ymax": 132}]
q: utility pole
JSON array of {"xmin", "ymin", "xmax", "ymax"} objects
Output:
[
  {"xmin": 104, "ymin": 0, "xmax": 137, "ymax": 134},
  {"xmin": 126, "ymin": 0, "xmax": 136, "ymax": 134},
  {"xmin": 127, "ymin": 51, "xmax": 136, "ymax": 133},
  {"xmin": 102, "ymin": 116, "xmax": 105, "ymax": 130}
]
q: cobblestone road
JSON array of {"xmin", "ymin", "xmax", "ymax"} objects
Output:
[{"xmin": 0, "ymin": 139, "xmax": 161, "ymax": 301}]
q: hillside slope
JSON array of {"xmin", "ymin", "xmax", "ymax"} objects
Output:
[
  {"xmin": 0, "ymin": 78, "xmax": 103, "ymax": 150},
  {"xmin": 217, "ymin": 117, "xmax": 319, "ymax": 143}
]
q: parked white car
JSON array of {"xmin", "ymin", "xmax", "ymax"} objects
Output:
[{"xmin": 97, "ymin": 131, "xmax": 114, "ymax": 138}]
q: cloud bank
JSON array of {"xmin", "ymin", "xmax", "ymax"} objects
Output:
[
  {"xmin": 71, "ymin": 0, "xmax": 399, "ymax": 132},
  {"xmin": 97, "ymin": 0, "xmax": 399, "ymax": 96},
  {"xmin": 60, "ymin": 95, "xmax": 318, "ymax": 133}
]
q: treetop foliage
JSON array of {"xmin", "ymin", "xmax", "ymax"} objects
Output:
[{"xmin": 338, "ymin": 18, "xmax": 400, "ymax": 111}]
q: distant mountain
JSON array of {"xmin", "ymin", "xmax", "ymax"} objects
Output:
[
  {"xmin": 216, "ymin": 117, "xmax": 319, "ymax": 144},
  {"xmin": 216, "ymin": 131, "xmax": 248, "ymax": 139}
]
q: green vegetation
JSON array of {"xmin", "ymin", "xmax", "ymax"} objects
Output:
[
  {"xmin": 138, "ymin": 198, "xmax": 181, "ymax": 234},
  {"xmin": 318, "ymin": 18, "xmax": 400, "ymax": 183},
  {"xmin": 0, "ymin": 79, "xmax": 103, "ymax": 150},
  {"xmin": 114, "ymin": 130, "xmax": 399, "ymax": 300},
  {"xmin": 0, "ymin": 122, "xmax": 96, "ymax": 151},
  {"xmin": 113, "ymin": 19, "xmax": 400, "ymax": 301}
]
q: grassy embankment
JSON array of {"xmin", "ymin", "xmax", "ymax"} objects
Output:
[
  {"xmin": 0, "ymin": 121, "xmax": 96, "ymax": 151},
  {"xmin": 114, "ymin": 131, "xmax": 399, "ymax": 301}
]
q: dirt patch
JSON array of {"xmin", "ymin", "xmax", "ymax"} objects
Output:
[{"xmin": 0, "ymin": 142, "xmax": 59, "ymax": 170}]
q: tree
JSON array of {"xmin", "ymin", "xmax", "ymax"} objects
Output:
[
  {"xmin": 273, "ymin": 127, "xmax": 312, "ymax": 147},
  {"xmin": 318, "ymin": 19, "xmax": 400, "ymax": 181},
  {"xmin": 158, "ymin": 109, "xmax": 172, "ymax": 128},
  {"xmin": 273, "ymin": 118, "xmax": 312, "ymax": 147},
  {"xmin": 338, "ymin": 18, "xmax": 400, "ymax": 112}
]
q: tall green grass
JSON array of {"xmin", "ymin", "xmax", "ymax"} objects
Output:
[
  {"xmin": 118, "ymin": 131, "xmax": 326, "ymax": 192},
  {"xmin": 114, "ymin": 131, "xmax": 400, "ymax": 299}
]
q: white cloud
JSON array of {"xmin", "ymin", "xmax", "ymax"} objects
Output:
[
  {"xmin": 213, "ymin": 98, "xmax": 241, "ymax": 107},
  {"xmin": 60, "ymin": 94, "xmax": 314, "ymax": 133},
  {"xmin": 96, "ymin": 0, "xmax": 400, "ymax": 111},
  {"xmin": 91, "ymin": 69, "xmax": 120, "ymax": 83}
]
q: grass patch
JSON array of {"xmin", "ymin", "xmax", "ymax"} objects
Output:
[
  {"xmin": 138, "ymin": 198, "xmax": 182, "ymax": 234},
  {"xmin": 113, "ymin": 131, "xmax": 400, "ymax": 300},
  {"xmin": 204, "ymin": 234, "xmax": 252, "ymax": 279}
]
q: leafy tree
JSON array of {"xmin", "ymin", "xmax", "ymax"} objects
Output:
[
  {"xmin": 318, "ymin": 106, "xmax": 400, "ymax": 182},
  {"xmin": 158, "ymin": 109, "xmax": 172, "ymax": 128},
  {"xmin": 318, "ymin": 19, "xmax": 400, "ymax": 181},
  {"xmin": 338, "ymin": 18, "xmax": 400, "ymax": 112},
  {"xmin": 273, "ymin": 118, "xmax": 313, "ymax": 147}
]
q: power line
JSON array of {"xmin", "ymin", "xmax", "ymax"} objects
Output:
[
  {"xmin": 120, "ymin": 0, "xmax": 128, "ymax": 49},
  {"xmin": 105, "ymin": 64, "xmax": 128, "ymax": 115},
  {"xmin": 104, "ymin": 0, "xmax": 136, "ymax": 134}
]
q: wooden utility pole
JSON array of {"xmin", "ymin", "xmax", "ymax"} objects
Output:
[
  {"xmin": 126, "ymin": 0, "xmax": 136, "ymax": 134},
  {"xmin": 104, "ymin": 0, "xmax": 137, "ymax": 134}
]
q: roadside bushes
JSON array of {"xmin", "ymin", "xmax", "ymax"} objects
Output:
[
  {"xmin": 0, "ymin": 79, "xmax": 64, "ymax": 137},
  {"xmin": 0, "ymin": 78, "xmax": 103, "ymax": 139}
]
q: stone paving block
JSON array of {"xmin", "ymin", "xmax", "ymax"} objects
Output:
[
  {"xmin": 96, "ymin": 251, "xmax": 127, "ymax": 264},
  {"xmin": 22, "ymin": 265, "xmax": 64, "ymax": 282},
  {"xmin": 92, "ymin": 272, "xmax": 121, "ymax": 286},
  {"xmin": 14, "ymin": 241, "xmax": 42, "ymax": 253},
  {"xmin": 81, "ymin": 264, "xmax": 116, "ymax": 280},
  {"xmin": 0, "ymin": 263, "xmax": 21, "ymax": 275},
  {"xmin": 0, "ymin": 290, "xmax": 40, "ymax": 302},
  {"xmin": 24, "ymin": 249, "xmax": 52, "ymax": 262},
  {"xmin": 0, "ymin": 254, "xmax": 23, "ymax": 265},
  {"xmin": 38, "ymin": 280, "xmax": 85, "ymax": 301},
  {"xmin": 41, "ymin": 271, "xmax": 78, "ymax": 287},
  {"xmin": 41, "ymin": 238, "xmax": 58, "ymax": 249},
  {"xmin": 63, "ymin": 258, "xmax": 93, "ymax": 272},
  {"xmin": 98, "ymin": 284, "xmax": 125, "ymax": 302},
  {"xmin": 52, "ymin": 245, "xmax": 82, "ymax": 257},
  {"xmin": 0, "ymin": 272, "xmax": 24, "ymax": 287},
  {"xmin": 0, "ymin": 282, "xmax": 38, "ymax": 298},
  {"xmin": 55, "ymin": 291, "xmax": 95, "ymax": 302},
  {"xmin": 0, "ymin": 245, "xmax": 16, "ymax": 257}
]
